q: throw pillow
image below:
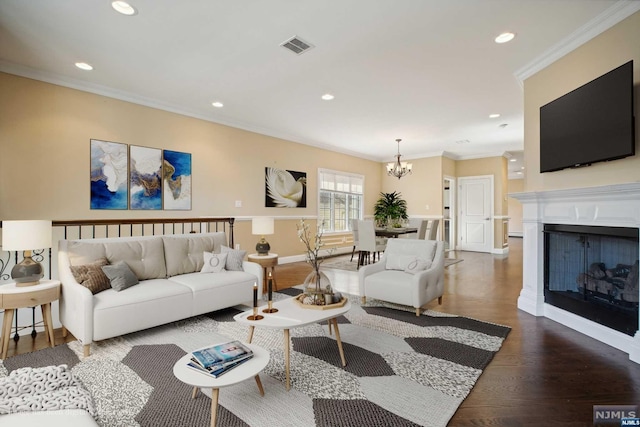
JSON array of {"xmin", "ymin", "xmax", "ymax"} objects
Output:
[
  {"xmin": 69, "ymin": 258, "xmax": 111, "ymax": 294},
  {"xmin": 221, "ymin": 245, "xmax": 246, "ymax": 271},
  {"xmin": 385, "ymin": 253, "xmax": 418, "ymax": 271},
  {"xmin": 101, "ymin": 261, "xmax": 139, "ymax": 292},
  {"xmin": 201, "ymin": 252, "xmax": 227, "ymax": 273},
  {"xmin": 405, "ymin": 258, "xmax": 432, "ymax": 275}
]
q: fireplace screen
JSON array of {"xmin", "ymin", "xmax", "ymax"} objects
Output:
[{"xmin": 544, "ymin": 224, "xmax": 639, "ymax": 336}]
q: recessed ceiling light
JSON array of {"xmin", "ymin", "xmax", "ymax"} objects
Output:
[
  {"xmin": 495, "ymin": 32, "xmax": 515, "ymax": 44},
  {"xmin": 516, "ymin": 171, "xmax": 523, "ymax": 175},
  {"xmin": 111, "ymin": 1, "xmax": 137, "ymax": 16},
  {"xmin": 455, "ymin": 139, "xmax": 470, "ymax": 144},
  {"xmin": 509, "ymin": 158, "xmax": 517, "ymax": 162},
  {"xmin": 75, "ymin": 62, "xmax": 93, "ymax": 71},
  {"xmin": 489, "ymin": 113, "xmax": 501, "ymax": 118},
  {"xmin": 211, "ymin": 101, "xmax": 224, "ymax": 108},
  {"xmin": 321, "ymin": 93, "xmax": 334, "ymax": 101}
]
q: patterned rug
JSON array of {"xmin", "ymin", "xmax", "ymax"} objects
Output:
[
  {"xmin": 0, "ymin": 289, "xmax": 509, "ymax": 427},
  {"xmin": 323, "ymin": 257, "xmax": 463, "ymax": 272}
]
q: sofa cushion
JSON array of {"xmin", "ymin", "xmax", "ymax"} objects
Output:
[
  {"xmin": 67, "ymin": 241, "xmax": 107, "ymax": 266},
  {"xmin": 104, "ymin": 238, "xmax": 166, "ymax": 280},
  {"xmin": 221, "ymin": 245, "xmax": 246, "ymax": 271},
  {"xmin": 162, "ymin": 234, "xmax": 224, "ymax": 276},
  {"xmin": 201, "ymin": 252, "xmax": 227, "ymax": 273},
  {"xmin": 102, "ymin": 261, "xmax": 139, "ymax": 291},
  {"xmin": 386, "ymin": 254, "xmax": 417, "ymax": 271},
  {"xmin": 69, "ymin": 258, "xmax": 111, "ymax": 294}
]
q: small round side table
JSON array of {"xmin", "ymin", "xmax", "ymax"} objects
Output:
[
  {"xmin": 0, "ymin": 279, "xmax": 60, "ymax": 359},
  {"xmin": 247, "ymin": 253, "xmax": 278, "ymax": 294}
]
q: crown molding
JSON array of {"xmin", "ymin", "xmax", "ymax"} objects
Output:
[{"xmin": 514, "ymin": 0, "xmax": 640, "ymax": 86}]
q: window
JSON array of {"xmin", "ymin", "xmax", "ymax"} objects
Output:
[{"xmin": 318, "ymin": 169, "xmax": 363, "ymax": 233}]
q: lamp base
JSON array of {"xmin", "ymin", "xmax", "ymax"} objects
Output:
[
  {"xmin": 11, "ymin": 256, "xmax": 43, "ymax": 287},
  {"xmin": 256, "ymin": 238, "xmax": 270, "ymax": 256}
]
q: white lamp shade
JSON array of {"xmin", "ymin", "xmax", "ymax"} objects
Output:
[
  {"xmin": 252, "ymin": 217, "xmax": 274, "ymax": 235},
  {"xmin": 2, "ymin": 220, "xmax": 53, "ymax": 251}
]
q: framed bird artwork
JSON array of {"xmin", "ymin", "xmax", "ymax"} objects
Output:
[{"xmin": 265, "ymin": 167, "xmax": 307, "ymax": 207}]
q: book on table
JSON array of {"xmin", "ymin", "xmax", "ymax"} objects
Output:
[
  {"xmin": 186, "ymin": 356, "xmax": 251, "ymax": 379},
  {"xmin": 191, "ymin": 340, "xmax": 253, "ymax": 370}
]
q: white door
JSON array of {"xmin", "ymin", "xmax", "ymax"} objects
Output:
[{"xmin": 458, "ymin": 176, "xmax": 493, "ymax": 253}]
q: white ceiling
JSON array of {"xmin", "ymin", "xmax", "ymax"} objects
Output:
[{"xmin": 1, "ymin": 0, "xmax": 638, "ymax": 179}]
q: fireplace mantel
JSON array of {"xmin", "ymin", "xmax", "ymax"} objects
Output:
[{"xmin": 511, "ymin": 182, "xmax": 640, "ymax": 363}]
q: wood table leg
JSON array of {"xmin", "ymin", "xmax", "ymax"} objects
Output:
[
  {"xmin": 210, "ymin": 388, "xmax": 219, "ymax": 427},
  {"xmin": 332, "ymin": 318, "xmax": 347, "ymax": 367},
  {"xmin": 41, "ymin": 303, "xmax": 55, "ymax": 347},
  {"xmin": 2, "ymin": 309, "xmax": 15, "ymax": 360},
  {"xmin": 254, "ymin": 375, "xmax": 265, "ymax": 396},
  {"xmin": 247, "ymin": 325, "xmax": 255, "ymax": 343},
  {"xmin": 192, "ymin": 386, "xmax": 198, "ymax": 399},
  {"xmin": 284, "ymin": 328, "xmax": 291, "ymax": 391}
]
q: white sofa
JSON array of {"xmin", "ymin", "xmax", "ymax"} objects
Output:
[
  {"xmin": 359, "ymin": 238, "xmax": 445, "ymax": 316},
  {"xmin": 58, "ymin": 232, "xmax": 262, "ymax": 356}
]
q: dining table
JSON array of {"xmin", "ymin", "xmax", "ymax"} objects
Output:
[{"xmin": 374, "ymin": 227, "xmax": 418, "ymax": 238}]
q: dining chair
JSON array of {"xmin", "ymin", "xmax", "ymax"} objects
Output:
[
  {"xmin": 357, "ymin": 220, "xmax": 387, "ymax": 268},
  {"xmin": 427, "ymin": 219, "xmax": 440, "ymax": 240},
  {"xmin": 350, "ymin": 218, "xmax": 359, "ymax": 262},
  {"xmin": 407, "ymin": 218, "xmax": 428, "ymax": 240}
]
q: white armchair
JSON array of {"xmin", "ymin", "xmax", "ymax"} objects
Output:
[{"xmin": 358, "ymin": 238, "xmax": 445, "ymax": 316}]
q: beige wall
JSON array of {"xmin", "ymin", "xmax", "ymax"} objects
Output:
[
  {"xmin": 0, "ymin": 73, "xmax": 382, "ymax": 257},
  {"xmin": 0, "ymin": 72, "xmax": 511, "ymax": 257},
  {"xmin": 507, "ymin": 179, "xmax": 524, "ymax": 236},
  {"xmin": 381, "ymin": 155, "xmax": 443, "ymax": 217},
  {"xmin": 524, "ymin": 11, "xmax": 640, "ymax": 192}
]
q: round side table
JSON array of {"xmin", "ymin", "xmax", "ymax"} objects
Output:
[
  {"xmin": 247, "ymin": 253, "xmax": 278, "ymax": 294},
  {"xmin": 0, "ymin": 279, "xmax": 60, "ymax": 359}
]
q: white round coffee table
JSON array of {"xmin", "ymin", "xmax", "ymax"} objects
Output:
[{"xmin": 173, "ymin": 342, "xmax": 269, "ymax": 427}]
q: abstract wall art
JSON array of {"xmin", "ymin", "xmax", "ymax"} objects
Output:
[
  {"xmin": 129, "ymin": 145, "xmax": 162, "ymax": 210},
  {"xmin": 163, "ymin": 150, "xmax": 192, "ymax": 210},
  {"xmin": 90, "ymin": 139, "xmax": 128, "ymax": 209},
  {"xmin": 265, "ymin": 167, "xmax": 307, "ymax": 208}
]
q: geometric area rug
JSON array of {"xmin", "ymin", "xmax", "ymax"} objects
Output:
[{"xmin": 1, "ymin": 289, "xmax": 510, "ymax": 427}]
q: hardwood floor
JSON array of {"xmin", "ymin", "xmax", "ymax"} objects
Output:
[{"xmin": 5, "ymin": 238, "xmax": 640, "ymax": 426}]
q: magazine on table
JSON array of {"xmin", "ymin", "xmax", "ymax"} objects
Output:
[
  {"xmin": 186, "ymin": 356, "xmax": 251, "ymax": 378},
  {"xmin": 191, "ymin": 340, "xmax": 253, "ymax": 370}
]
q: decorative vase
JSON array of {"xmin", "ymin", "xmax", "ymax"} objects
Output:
[{"xmin": 303, "ymin": 269, "xmax": 331, "ymax": 305}]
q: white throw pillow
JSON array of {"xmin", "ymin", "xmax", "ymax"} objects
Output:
[
  {"xmin": 385, "ymin": 254, "xmax": 417, "ymax": 271},
  {"xmin": 404, "ymin": 258, "xmax": 432, "ymax": 275},
  {"xmin": 201, "ymin": 252, "xmax": 227, "ymax": 273}
]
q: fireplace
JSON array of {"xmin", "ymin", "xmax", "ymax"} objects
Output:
[
  {"xmin": 511, "ymin": 183, "xmax": 640, "ymax": 363},
  {"xmin": 543, "ymin": 224, "xmax": 639, "ymax": 336}
]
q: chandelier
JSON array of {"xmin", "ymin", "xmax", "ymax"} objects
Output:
[{"xmin": 386, "ymin": 138, "xmax": 412, "ymax": 179}]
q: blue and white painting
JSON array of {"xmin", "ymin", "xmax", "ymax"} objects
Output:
[
  {"xmin": 129, "ymin": 145, "xmax": 162, "ymax": 210},
  {"xmin": 163, "ymin": 150, "xmax": 192, "ymax": 210},
  {"xmin": 90, "ymin": 139, "xmax": 128, "ymax": 209}
]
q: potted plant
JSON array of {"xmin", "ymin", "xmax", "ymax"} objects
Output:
[{"xmin": 374, "ymin": 191, "xmax": 408, "ymax": 228}]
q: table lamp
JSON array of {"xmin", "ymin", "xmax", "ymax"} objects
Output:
[
  {"xmin": 252, "ymin": 217, "xmax": 274, "ymax": 255},
  {"xmin": 1, "ymin": 220, "xmax": 52, "ymax": 287}
]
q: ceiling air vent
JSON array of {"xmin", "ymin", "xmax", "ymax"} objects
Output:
[{"xmin": 280, "ymin": 36, "xmax": 314, "ymax": 55}]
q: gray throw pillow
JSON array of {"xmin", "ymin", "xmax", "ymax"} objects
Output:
[
  {"xmin": 102, "ymin": 261, "xmax": 139, "ymax": 292},
  {"xmin": 221, "ymin": 245, "xmax": 246, "ymax": 271}
]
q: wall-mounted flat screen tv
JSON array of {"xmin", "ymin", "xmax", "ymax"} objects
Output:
[{"xmin": 540, "ymin": 60, "xmax": 635, "ymax": 173}]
